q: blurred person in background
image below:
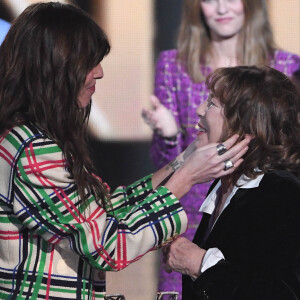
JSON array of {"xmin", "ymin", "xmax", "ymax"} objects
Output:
[
  {"xmin": 0, "ymin": 18, "xmax": 10, "ymax": 44},
  {"xmin": 143, "ymin": 0, "xmax": 300, "ymax": 297}
]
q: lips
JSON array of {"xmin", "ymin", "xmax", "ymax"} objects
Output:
[
  {"xmin": 88, "ymin": 85, "xmax": 95, "ymax": 93},
  {"xmin": 195, "ymin": 122, "xmax": 206, "ymax": 132},
  {"xmin": 215, "ymin": 17, "xmax": 233, "ymax": 24}
]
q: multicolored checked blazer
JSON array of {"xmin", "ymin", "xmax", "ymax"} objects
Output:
[{"xmin": 0, "ymin": 123, "xmax": 188, "ymax": 299}]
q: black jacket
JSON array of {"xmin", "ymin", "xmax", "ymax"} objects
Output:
[{"xmin": 183, "ymin": 171, "xmax": 300, "ymax": 300}]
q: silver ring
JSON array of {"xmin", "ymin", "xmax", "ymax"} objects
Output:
[
  {"xmin": 216, "ymin": 143, "xmax": 227, "ymax": 155},
  {"xmin": 224, "ymin": 159, "xmax": 234, "ymax": 171}
]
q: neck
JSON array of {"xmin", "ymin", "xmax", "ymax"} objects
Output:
[{"xmin": 209, "ymin": 34, "xmax": 240, "ymax": 69}]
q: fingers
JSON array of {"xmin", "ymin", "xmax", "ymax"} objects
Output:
[
  {"xmin": 213, "ymin": 136, "xmax": 251, "ymax": 177},
  {"xmin": 150, "ymin": 95, "xmax": 161, "ymax": 109},
  {"xmin": 221, "ymin": 134, "xmax": 239, "ymax": 150},
  {"xmin": 220, "ymin": 136, "xmax": 251, "ymax": 162},
  {"xmin": 142, "ymin": 109, "xmax": 158, "ymax": 130}
]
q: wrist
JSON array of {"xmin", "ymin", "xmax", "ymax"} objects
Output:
[
  {"xmin": 190, "ymin": 249, "xmax": 206, "ymax": 280},
  {"xmin": 164, "ymin": 167, "xmax": 192, "ymax": 199},
  {"xmin": 160, "ymin": 131, "xmax": 180, "ymax": 147},
  {"xmin": 167, "ymin": 158, "xmax": 184, "ymax": 172}
]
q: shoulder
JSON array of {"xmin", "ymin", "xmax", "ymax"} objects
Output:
[
  {"xmin": 155, "ymin": 49, "xmax": 189, "ymax": 78},
  {"xmin": 2, "ymin": 123, "xmax": 48, "ymax": 153},
  {"xmin": 257, "ymin": 171, "xmax": 300, "ymax": 204},
  {"xmin": 272, "ymin": 49, "xmax": 300, "ymax": 75},
  {"xmin": 3, "ymin": 123, "xmax": 62, "ymax": 163},
  {"xmin": 11, "ymin": 125, "xmax": 70, "ymax": 187},
  {"xmin": 273, "ymin": 49, "xmax": 300, "ymax": 61},
  {"xmin": 261, "ymin": 170, "xmax": 300, "ymax": 186},
  {"xmin": 156, "ymin": 49, "xmax": 179, "ymax": 66},
  {"xmin": 237, "ymin": 172, "xmax": 300, "ymax": 223},
  {"xmin": 158, "ymin": 49, "xmax": 178, "ymax": 59}
]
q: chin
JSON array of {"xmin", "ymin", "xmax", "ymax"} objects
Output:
[{"xmin": 197, "ymin": 133, "xmax": 209, "ymax": 147}]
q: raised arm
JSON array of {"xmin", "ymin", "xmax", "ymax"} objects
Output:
[
  {"xmin": 14, "ymin": 136, "xmax": 188, "ymax": 272},
  {"xmin": 152, "ymin": 134, "xmax": 250, "ymax": 199},
  {"xmin": 148, "ymin": 51, "xmax": 186, "ymax": 168}
]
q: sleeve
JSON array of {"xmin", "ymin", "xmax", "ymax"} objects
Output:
[
  {"xmin": 13, "ymin": 137, "xmax": 188, "ymax": 271},
  {"xmin": 191, "ymin": 180, "xmax": 300, "ymax": 299},
  {"xmin": 150, "ymin": 51, "xmax": 185, "ymax": 168},
  {"xmin": 200, "ymin": 247, "xmax": 224, "ymax": 273},
  {"xmin": 273, "ymin": 50, "xmax": 300, "ymax": 76}
]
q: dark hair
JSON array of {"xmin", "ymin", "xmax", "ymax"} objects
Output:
[
  {"xmin": 0, "ymin": 2, "xmax": 111, "ymax": 207},
  {"xmin": 207, "ymin": 66, "xmax": 300, "ymax": 183}
]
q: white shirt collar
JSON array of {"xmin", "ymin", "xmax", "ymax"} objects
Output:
[{"xmin": 199, "ymin": 174, "xmax": 264, "ymax": 215}]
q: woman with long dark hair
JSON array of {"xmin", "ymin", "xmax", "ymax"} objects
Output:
[{"xmin": 0, "ymin": 2, "xmax": 250, "ymax": 299}]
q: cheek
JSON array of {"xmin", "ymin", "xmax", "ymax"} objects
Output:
[
  {"xmin": 83, "ymin": 72, "xmax": 93, "ymax": 87},
  {"xmin": 200, "ymin": 4, "xmax": 215, "ymax": 20},
  {"xmin": 232, "ymin": 2, "xmax": 244, "ymax": 16}
]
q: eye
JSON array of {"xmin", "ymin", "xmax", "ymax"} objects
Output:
[
  {"xmin": 207, "ymin": 95, "xmax": 217, "ymax": 109},
  {"xmin": 207, "ymin": 101, "xmax": 216, "ymax": 109}
]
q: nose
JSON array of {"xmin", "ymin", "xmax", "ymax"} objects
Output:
[
  {"xmin": 217, "ymin": 0, "xmax": 228, "ymax": 14},
  {"xmin": 93, "ymin": 63, "xmax": 104, "ymax": 79},
  {"xmin": 196, "ymin": 101, "xmax": 208, "ymax": 116}
]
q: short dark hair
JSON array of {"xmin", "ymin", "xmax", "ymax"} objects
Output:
[{"xmin": 207, "ymin": 66, "xmax": 300, "ymax": 182}]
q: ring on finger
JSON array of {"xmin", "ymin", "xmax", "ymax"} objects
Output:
[
  {"xmin": 216, "ymin": 143, "xmax": 227, "ymax": 155},
  {"xmin": 224, "ymin": 159, "xmax": 234, "ymax": 171}
]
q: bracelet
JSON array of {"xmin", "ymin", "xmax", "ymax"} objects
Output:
[{"xmin": 168, "ymin": 159, "xmax": 184, "ymax": 172}]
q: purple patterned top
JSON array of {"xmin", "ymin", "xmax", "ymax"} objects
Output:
[{"xmin": 151, "ymin": 49, "xmax": 300, "ymax": 297}]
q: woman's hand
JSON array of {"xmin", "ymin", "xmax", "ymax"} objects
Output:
[
  {"xmin": 142, "ymin": 95, "xmax": 178, "ymax": 137},
  {"xmin": 163, "ymin": 134, "xmax": 251, "ymax": 198},
  {"xmin": 163, "ymin": 237, "xmax": 206, "ymax": 280},
  {"xmin": 183, "ymin": 134, "xmax": 250, "ymax": 181}
]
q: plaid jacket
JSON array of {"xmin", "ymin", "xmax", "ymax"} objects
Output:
[{"xmin": 0, "ymin": 123, "xmax": 187, "ymax": 299}]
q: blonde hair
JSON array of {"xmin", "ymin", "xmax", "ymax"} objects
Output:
[{"xmin": 177, "ymin": 0, "xmax": 275, "ymax": 82}]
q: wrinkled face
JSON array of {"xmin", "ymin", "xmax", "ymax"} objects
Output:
[
  {"xmin": 200, "ymin": 0, "xmax": 245, "ymax": 40},
  {"xmin": 195, "ymin": 94, "xmax": 225, "ymax": 144},
  {"xmin": 78, "ymin": 63, "xmax": 103, "ymax": 108}
]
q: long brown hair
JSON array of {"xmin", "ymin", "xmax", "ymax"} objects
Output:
[
  {"xmin": 0, "ymin": 2, "xmax": 111, "ymax": 208},
  {"xmin": 207, "ymin": 66, "xmax": 300, "ymax": 183},
  {"xmin": 177, "ymin": 0, "xmax": 275, "ymax": 82}
]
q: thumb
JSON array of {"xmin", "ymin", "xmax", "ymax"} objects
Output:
[{"xmin": 150, "ymin": 95, "xmax": 161, "ymax": 109}]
